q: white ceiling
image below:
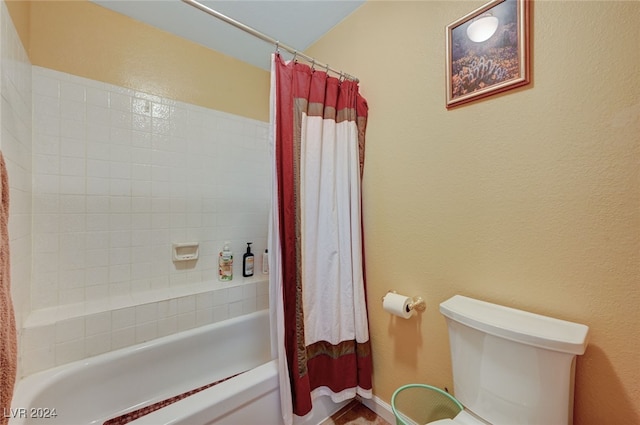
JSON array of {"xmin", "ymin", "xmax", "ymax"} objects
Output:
[{"xmin": 91, "ymin": 0, "xmax": 365, "ymax": 71}]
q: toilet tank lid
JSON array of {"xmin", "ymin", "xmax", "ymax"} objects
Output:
[{"xmin": 439, "ymin": 295, "xmax": 590, "ymax": 355}]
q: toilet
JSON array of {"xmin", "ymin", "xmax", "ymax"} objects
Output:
[{"xmin": 435, "ymin": 295, "xmax": 589, "ymax": 425}]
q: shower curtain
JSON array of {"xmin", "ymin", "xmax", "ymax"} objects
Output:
[{"xmin": 269, "ymin": 54, "xmax": 372, "ymax": 424}]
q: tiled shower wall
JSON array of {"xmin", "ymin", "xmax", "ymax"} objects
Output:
[
  {"xmin": 20, "ymin": 67, "xmax": 271, "ymax": 376},
  {"xmin": 1, "ymin": 1, "xmax": 33, "ymax": 369}
]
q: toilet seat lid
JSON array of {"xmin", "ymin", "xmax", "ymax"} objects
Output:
[{"xmin": 429, "ymin": 410, "xmax": 488, "ymax": 425}]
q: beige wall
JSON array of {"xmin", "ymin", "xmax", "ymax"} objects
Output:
[
  {"xmin": 10, "ymin": 0, "xmax": 269, "ymax": 122},
  {"xmin": 307, "ymin": 1, "xmax": 639, "ymax": 424}
]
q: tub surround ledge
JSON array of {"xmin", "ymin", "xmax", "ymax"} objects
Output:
[{"xmin": 19, "ymin": 277, "xmax": 268, "ymax": 377}]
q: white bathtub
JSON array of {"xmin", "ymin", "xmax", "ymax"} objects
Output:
[{"xmin": 10, "ymin": 309, "xmax": 283, "ymax": 425}]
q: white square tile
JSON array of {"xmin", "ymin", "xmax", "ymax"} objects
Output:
[
  {"xmin": 212, "ymin": 288, "xmax": 229, "ymax": 306},
  {"xmin": 60, "ymin": 81, "xmax": 85, "ymax": 103},
  {"xmin": 33, "ymin": 233, "xmax": 59, "ymax": 253},
  {"xmin": 131, "ymin": 262, "xmax": 151, "ymax": 280},
  {"xmin": 22, "ymin": 325, "xmax": 55, "ymax": 352},
  {"xmin": 157, "ymin": 316, "xmax": 178, "ymax": 337},
  {"xmin": 228, "ymin": 285, "xmax": 243, "ymax": 302},
  {"xmin": 86, "ymin": 140, "xmax": 110, "ymax": 159},
  {"xmin": 130, "ymin": 279, "xmax": 150, "ymax": 293},
  {"xmin": 85, "ymin": 282, "xmax": 109, "ymax": 300},
  {"xmin": 196, "ymin": 308, "xmax": 213, "ymax": 326},
  {"xmin": 59, "ymin": 231, "xmax": 85, "ymax": 251},
  {"xmin": 243, "ymin": 282, "xmax": 257, "ymax": 298},
  {"xmin": 242, "ymin": 297, "xmax": 257, "ymax": 315},
  {"xmin": 157, "ymin": 299, "xmax": 177, "ymax": 318},
  {"xmin": 85, "ymin": 333, "xmax": 111, "ymax": 357},
  {"xmin": 86, "ymin": 312, "xmax": 111, "ymax": 336},
  {"xmin": 110, "ymin": 110, "xmax": 132, "ymax": 130},
  {"xmin": 257, "ymin": 294, "xmax": 269, "ymax": 311},
  {"xmin": 59, "ymin": 194, "xmax": 85, "ymax": 213},
  {"xmin": 132, "ymin": 114, "xmax": 151, "ymax": 132},
  {"xmin": 60, "ymin": 119, "xmax": 85, "ymax": 141},
  {"xmin": 112, "ymin": 307, "xmax": 136, "ymax": 330},
  {"xmin": 111, "ymin": 326, "xmax": 135, "ymax": 350},
  {"xmin": 109, "ymin": 231, "xmax": 131, "ymax": 248},
  {"xmin": 55, "ymin": 338, "xmax": 86, "ymax": 366},
  {"xmin": 109, "ymin": 214, "xmax": 132, "ymax": 231},
  {"xmin": 33, "ymin": 252, "xmax": 59, "ymax": 274},
  {"xmin": 109, "ymin": 264, "xmax": 131, "ymax": 283},
  {"xmin": 60, "ymin": 100, "xmax": 85, "ymax": 122},
  {"xmin": 60, "ymin": 268, "xmax": 85, "ymax": 288},
  {"xmin": 228, "ymin": 301, "xmax": 244, "ymax": 318},
  {"xmin": 135, "ymin": 321, "xmax": 157, "ymax": 343},
  {"xmin": 86, "ymin": 196, "xmax": 109, "ymax": 214},
  {"xmin": 135, "ymin": 303, "xmax": 157, "ymax": 324},
  {"xmin": 196, "ymin": 293, "xmax": 213, "ymax": 310},
  {"xmin": 59, "ymin": 288, "xmax": 85, "ymax": 305},
  {"xmin": 33, "ymin": 75, "xmax": 60, "ymax": 98},
  {"xmin": 33, "ymin": 194, "xmax": 59, "ymax": 214},
  {"xmin": 34, "ymin": 154, "xmax": 60, "ymax": 175},
  {"xmin": 213, "ymin": 305, "xmax": 229, "ymax": 322},
  {"xmin": 86, "ymin": 178, "xmax": 110, "ymax": 196},
  {"xmin": 33, "ymin": 174, "xmax": 59, "ymax": 194},
  {"xmin": 110, "ymin": 196, "xmax": 131, "ymax": 213},
  {"xmin": 86, "ymin": 214, "xmax": 109, "ymax": 231},
  {"xmin": 55, "ymin": 318, "xmax": 85, "ymax": 344},
  {"xmin": 177, "ymin": 312, "xmax": 196, "ymax": 331},
  {"xmin": 109, "ymin": 92, "xmax": 132, "ymax": 112},
  {"xmin": 59, "ymin": 213, "xmax": 85, "ymax": 232},
  {"xmin": 86, "ymin": 87, "xmax": 109, "ymax": 108},
  {"xmin": 86, "ymin": 231, "xmax": 109, "ymax": 249},
  {"xmin": 132, "ymin": 180, "xmax": 152, "ymax": 197},
  {"xmin": 110, "ymin": 127, "xmax": 132, "ymax": 145},
  {"xmin": 87, "ymin": 159, "xmax": 110, "ymax": 178},
  {"xmin": 177, "ymin": 296, "xmax": 196, "ymax": 314},
  {"xmin": 132, "ymin": 98, "xmax": 151, "ymax": 116}
]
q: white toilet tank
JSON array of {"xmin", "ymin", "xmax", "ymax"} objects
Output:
[{"xmin": 439, "ymin": 295, "xmax": 589, "ymax": 425}]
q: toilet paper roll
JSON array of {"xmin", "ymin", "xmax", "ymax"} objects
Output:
[{"xmin": 383, "ymin": 292, "xmax": 414, "ymax": 319}]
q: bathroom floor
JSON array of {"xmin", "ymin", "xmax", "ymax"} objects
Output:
[{"xmin": 320, "ymin": 400, "xmax": 391, "ymax": 425}]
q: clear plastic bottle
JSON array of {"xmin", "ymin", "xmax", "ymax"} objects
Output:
[{"xmin": 218, "ymin": 241, "xmax": 233, "ymax": 281}]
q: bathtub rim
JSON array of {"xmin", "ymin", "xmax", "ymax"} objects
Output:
[
  {"xmin": 11, "ymin": 309, "xmax": 272, "ymax": 424},
  {"xmin": 128, "ymin": 359, "xmax": 280, "ymax": 425}
]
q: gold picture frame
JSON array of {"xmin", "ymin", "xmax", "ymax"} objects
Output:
[{"xmin": 446, "ymin": 0, "xmax": 530, "ymax": 109}]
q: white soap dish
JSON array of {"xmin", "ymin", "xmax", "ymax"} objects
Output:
[{"xmin": 172, "ymin": 242, "xmax": 199, "ymax": 262}]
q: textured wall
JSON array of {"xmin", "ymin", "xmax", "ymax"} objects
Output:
[
  {"xmin": 307, "ymin": 1, "xmax": 640, "ymax": 423},
  {"xmin": 25, "ymin": 0, "xmax": 269, "ymax": 122}
]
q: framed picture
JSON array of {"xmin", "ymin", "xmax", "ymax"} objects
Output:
[{"xmin": 446, "ymin": 0, "xmax": 530, "ymax": 109}]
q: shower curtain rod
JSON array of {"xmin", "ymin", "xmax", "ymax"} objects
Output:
[{"xmin": 180, "ymin": 0, "xmax": 359, "ymax": 82}]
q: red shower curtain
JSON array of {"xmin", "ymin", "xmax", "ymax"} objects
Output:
[{"xmin": 272, "ymin": 54, "xmax": 372, "ymax": 419}]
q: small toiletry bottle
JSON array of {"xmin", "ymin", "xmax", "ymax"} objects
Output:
[
  {"xmin": 218, "ymin": 241, "xmax": 233, "ymax": 281},
  {"xmin": 243, "ymin": 242, "xmax": 254, "ymax": 277},
  {"xmin": 262, "ymin": 249, "xmax": 269, "ymax": 274}
]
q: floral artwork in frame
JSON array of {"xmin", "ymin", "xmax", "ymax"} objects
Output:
[{"xmin": 446, "ymin": 0, "xmax": 530, "ymax": 109}]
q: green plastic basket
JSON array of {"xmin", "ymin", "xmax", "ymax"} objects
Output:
[{"xmin": 391, "ymin": 384, "xmax": 463, "ymax": 425}]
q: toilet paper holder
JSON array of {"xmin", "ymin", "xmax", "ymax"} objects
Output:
[{"xmin": 383, "ymin": 290, "xmax": 426, "ymax": 313}]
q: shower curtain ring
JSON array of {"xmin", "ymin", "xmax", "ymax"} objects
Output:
[
  {"xmin": 292, "ymin": 50, "xmax": 298, "ymax": 62},
  {"xmin": 339, "ymin": 71, "xmax": 345, "ymax": 82},
  {"xmin": 275, "ymin": 41, "xmax": 280, "ymax": 53},
  {"xmin": 311, "ymin": 59, "xmax": 316, "ymax": 70}
]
